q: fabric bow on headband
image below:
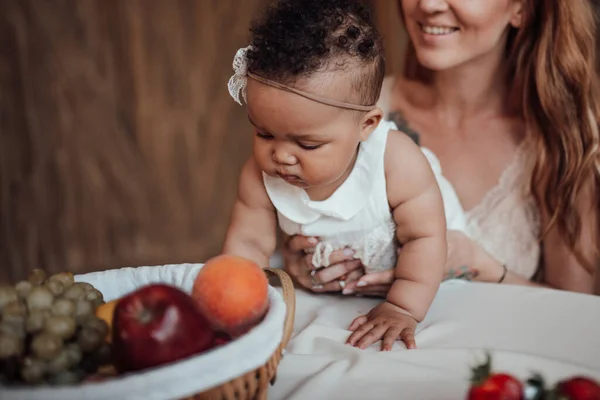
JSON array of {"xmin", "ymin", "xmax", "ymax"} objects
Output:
[
  {"xmin": 226, "ymin": 46, "xmax": 377, "ymax": 112},
  {"xmin": 227, "ymin": 46, "xmax": 252, "ymax": 106}
]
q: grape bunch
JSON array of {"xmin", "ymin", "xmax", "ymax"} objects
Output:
[{"xmin": 0, "ymin": 269, "xmax": 110, "ymax": 386}]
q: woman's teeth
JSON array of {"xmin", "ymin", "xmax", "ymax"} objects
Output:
[{"xmin": 421, "ymin": 25, "xmax": 458, "ymax": 35}]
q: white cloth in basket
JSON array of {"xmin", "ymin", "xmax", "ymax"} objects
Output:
[{"xmin": 1, "ymin": 263, "xmax": 287, "ymax": 400}]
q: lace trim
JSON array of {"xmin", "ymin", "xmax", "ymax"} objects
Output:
[
  {"xmin": 463, "ymin": 138, "xmax": 541, "ymax": 278},
  {"xmin": 311, "ymin": 218, "xmax": 398, "ymax": 273},
  {"xmin": 465, "ymin": 138, "xmax": 531, "ymax": 222}
]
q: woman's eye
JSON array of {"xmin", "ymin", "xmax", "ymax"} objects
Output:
[
  {"xmin": 298, "ymin": 142, "xmax": 323, "ymax": 150},
  {"xmin": 256, "ymin": 131, "xmax": 274, "ymax": 140}
]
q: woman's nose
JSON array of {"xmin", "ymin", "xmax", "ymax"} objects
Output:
[
  {"xmin": 272, "ymin": 145, "xmax": 297, "ymax": 165},
  {"xmin": 418, "ymin": 0, "xmax": 449, "ymax": 13}
]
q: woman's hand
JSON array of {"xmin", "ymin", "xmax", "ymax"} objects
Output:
[
  {"xmin": 342, "ymin": 230, "xmax": 506, "ymax": 297},
  {"xmin": 282, "ymin": 234, "xmax": 366, "ymax": 292},
  {"xmin": 443, "ymin": 230, "xmax": 505, "ymax": 282}
]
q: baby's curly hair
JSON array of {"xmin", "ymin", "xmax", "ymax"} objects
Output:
[{"xmin": 247, "ymin": 0, "xmax": 385, "ymax": 107}]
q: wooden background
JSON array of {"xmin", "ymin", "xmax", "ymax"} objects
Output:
[{"xmin": 0, "ymin": 0, "xmax": 407, "ymax": 283}]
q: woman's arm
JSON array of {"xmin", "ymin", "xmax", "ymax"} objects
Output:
[
  {"xmin": 536, "ymin": 183, "xmax": 597, "ymax": 293},
  {"xmin": 473, "ymin": 183, "xmax": 596, "ymax": 292}
]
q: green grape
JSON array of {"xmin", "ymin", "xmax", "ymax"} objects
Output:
[
  {"xmin": 26, "ymin": 310, "xmax": 49, "ymax": 334},
  {"xmin": 0, "ymin": 286, "xmax": 18, "ymax": 312},
  {"xmin": 74, "ymin": 300, "xmax": 93, "ymax": 324},
  {"xmin": 27, "ymin": 287, "xmax": 54, "ymax": 312},
  {"xmin": 0, "ymin": 333, "xmax": 23, "ymax": 359},
  {"xmin": 64, "ymin": 343, "xmax": 82, "ymax": 367},
  {"xmin": 20, "ymin": 357, "xmax": 47, "ymax": 384},
  {"xmin": 48, "ymin": 272, "xmax": 75, "ymax": 288},
  {"xmin": 52, "ymin": 298, "xmax": 76, "ymax": 317},
  {"xmin": 31, "ymin": 333, "xmax": 63, "ymax": 361},
  {"xmin": 62, "ymin": 285, "xmax": 85, "ymax": 301},
  {"xmin": 43, "ymin": 316, "xmax": 76, "ymax": 340},
  {"xmin": 44, "ymin": 280, "xmax": 64, "ymax": 297},
  {"xmin": 85, "ymin": 289, "xmax": 104, "ymax": 308},
  {"xmin": 0, "ymin": 322, "xmax": 25, "ymax": 338},
  {"xmin": 83, "ymin": 316, "xmax": 109, "ymax": 339},
  {"xmin": 77, "ymin": 327, "xmax": 103, "ymax": 353},
  {"xmin": 46, "ymin": 349, "xmax": 71, "ymax": 375},
  {"xmin": 92, "ymin": 342, "xmax": 111, "ymax": 366},
  {"xmin": 2, "ymin": 301, "xmax": 27, "ymax": 326},
  {"xmin": 75, "ymin": 282, "xmax": 94, "ymax": 293},
  {"xmin": 49, "ymin": 370, "xmax": 82, "ymax": 386},
  {"xmin": 28, "ymin": 269, "xmax": 47, "ymax": 286},
  {"xmin": 14, "ymin": 281, "xmax": 33, "ymax": 299}
]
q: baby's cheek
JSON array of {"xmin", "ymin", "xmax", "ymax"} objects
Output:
[
  {"xmin": 301, "ymin": 154, "xmax": 345, "ymax": 183},
  {"xmin": 252, "ymin": 145, "xmax": 272, "ymax": 170}
]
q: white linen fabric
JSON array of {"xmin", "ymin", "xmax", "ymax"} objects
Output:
[{"xmin": 269, "ymin": 282, "xmax": 600, "ymax": 399}]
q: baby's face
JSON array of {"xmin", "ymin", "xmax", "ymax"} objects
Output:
[{"xmin": 246, "ymin": 75, "xmax": 377, "ymax": 199}]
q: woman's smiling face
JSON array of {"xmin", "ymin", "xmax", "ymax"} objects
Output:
[{"xmin": 399, "ymin": 0, "xmax": 523, "ymax": 71}]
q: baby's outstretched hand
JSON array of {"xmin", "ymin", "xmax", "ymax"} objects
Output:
[{"xmin": 346, "ymin": 301, "xmax": 417, "ymax": 351}]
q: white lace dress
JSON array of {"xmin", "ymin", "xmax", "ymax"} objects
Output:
[{"xmin": 263, "ymin": 120, "xmax": 467, "ymax": 273}]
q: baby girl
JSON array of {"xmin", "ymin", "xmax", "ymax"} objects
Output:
[{"xmin": 222, "ymin": 0, "xmax": 465, "ymax": 350}]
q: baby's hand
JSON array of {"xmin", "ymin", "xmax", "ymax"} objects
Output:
[{"xmin": 346, "ymin": 301, "xmax": 417, "ymax": 351}]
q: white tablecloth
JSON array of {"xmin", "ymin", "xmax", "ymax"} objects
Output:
[{"xmin": 269, "ymin": 280, "xmax": 600, "ymax": 399}]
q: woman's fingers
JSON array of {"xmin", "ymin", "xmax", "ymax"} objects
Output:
[
  {"xmin": 325, "ymin": 248, "xmax": 357, "ymax": 266},
  {"xmin": 356, "ymin": 269, "xmax": 395, "ymax": 286},
  {"xmin": 285, "ymin": 234, "xmax": 318, "ymax": 253},
  {"xmin": 338, "ymin": 269, "xmax": 366, "ymax": 294},
  {"xmin": 312, "ymin": 259, "xmax": 363, "ymax": 285},
  {"xmin": 311, "ymin": 279, "xmax": 348, "ymax": 293}
]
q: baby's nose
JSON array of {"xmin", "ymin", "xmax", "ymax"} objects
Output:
[{"xmin": 272, "ymin": 147, "xmax": 297, "ymax": 165}]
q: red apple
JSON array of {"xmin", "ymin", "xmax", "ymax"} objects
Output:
[{"xmin": 112, "ymin": 283, "xmax": 216, "ymax": 373}]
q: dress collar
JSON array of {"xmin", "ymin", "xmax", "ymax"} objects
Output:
[{"xmin": 263, "ymin": 120, "xmax": 393, "ymax": 224}]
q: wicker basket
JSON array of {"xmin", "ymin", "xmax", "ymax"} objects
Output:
[{"xmin": 186, "ymin": 268, "xmax": 296, "ymax": 400}]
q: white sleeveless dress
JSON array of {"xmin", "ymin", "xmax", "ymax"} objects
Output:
[
  {"xmin": 377, "ymin": 76, "xmax": 541, "ymax": 279},
  {"xmin": 263, "ymin": 120, "xmax": 467, "ymax": 273}
]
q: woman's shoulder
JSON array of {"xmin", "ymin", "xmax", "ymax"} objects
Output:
[
  {"xmin": 378, "ymin": 74, "xmax": 430, "ymax": 116},
  {"xmin": 377, "ymin": 75, "xmax": 397, "ymax": 115}
]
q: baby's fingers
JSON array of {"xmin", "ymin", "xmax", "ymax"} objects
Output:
[
  {"xmin": 348, "ymin": 315, "xmax": 368, "ymax": 331},
  {"xmin": 400, "ymin": 327, "xmax": 416, "ymax": 349},
  {"xmin": 346, "ymin": 320, "xmax": 375, "ymax": 347},
  {"xmin": 355, "ymin": 324, "xmax": 387, "ymax": 350},
  {"xmin": 381, "ymin": 328, "xmax": 403, "ymax": 351}
]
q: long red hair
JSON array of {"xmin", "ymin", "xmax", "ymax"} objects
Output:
[{"xmin": 400, "ymin": 0, "xmax": 600, "ymax": 271}]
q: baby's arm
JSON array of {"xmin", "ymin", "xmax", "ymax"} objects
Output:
[
  {"xmin": 385, "ymin": 131, "xmax": 447, "ymax": 320},
  {"xmin": 347, "ymin": 131, "xmax": 446, "ymax": 350},
  {"xmin": 221, "ymin": 156, "xmax": 278, "ymax": 268}
]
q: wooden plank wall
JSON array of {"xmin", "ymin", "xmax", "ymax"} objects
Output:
[
  {"xmin": 0, "ymin": 0, "xmax": 406, "ymax": 284},
  {"xmin": 0, "ymin": 0, "xmax": 272, "ymax": 283}
]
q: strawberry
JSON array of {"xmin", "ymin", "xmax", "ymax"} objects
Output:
[
  {"xmin": 553, "ymin": 376, "xmax": 600, "ymax": 400},
  {"xmin": 467, "ymin": 353, "xmax": 524, "ymax": 400},
  {"xmin": 525, "ymin": 374, "xmax": 600, "ymax": 400}
]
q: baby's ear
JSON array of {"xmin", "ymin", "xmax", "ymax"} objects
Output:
[{"xmin": 359, "ymin": 108, "xmax": 383, "ymax": 141}]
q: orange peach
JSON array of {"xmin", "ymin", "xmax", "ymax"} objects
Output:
[
  {"xmin": 192, "ymin": 255, "xmax": 269, "ymax": 336},
  {"xmin": 95, "ymin": 299, "xmax": 119, "ymax": 342}
]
